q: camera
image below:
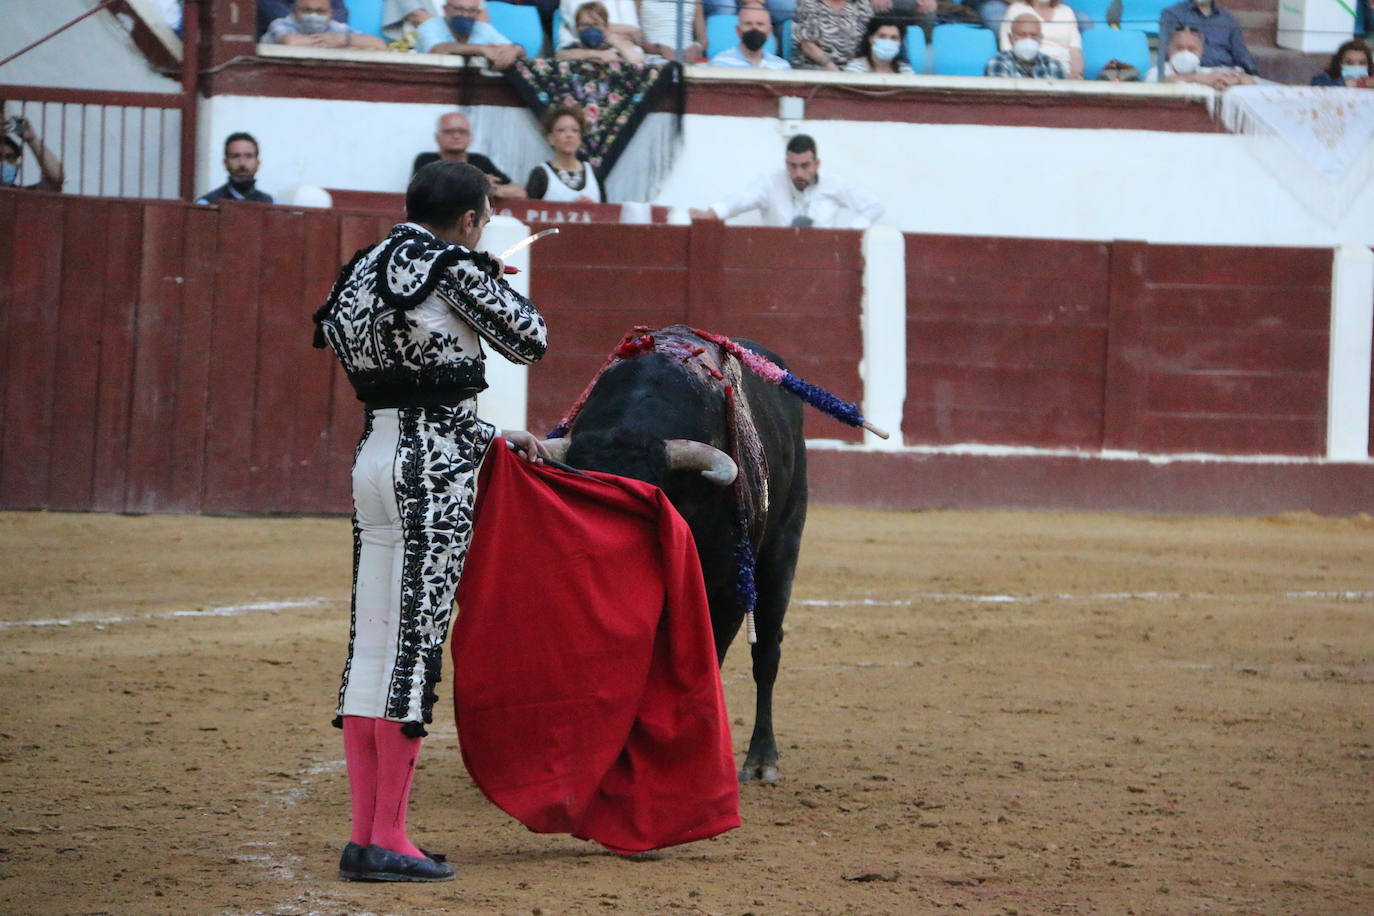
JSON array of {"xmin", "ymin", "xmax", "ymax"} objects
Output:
[{"xmin": 5, "ymin": 116, "xmax": 29, "ymax": 136}]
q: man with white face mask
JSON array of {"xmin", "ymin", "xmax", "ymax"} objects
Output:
[
  {"xmin": 263, "ymin": 0, "xmax": 388, "ymax": 48},
  {"xmin": 1157, "ymin": 0, "xmax": 1256, "ymax": 80},
  {"xmin": 984, "ymin": 14, "xmax": 1066, "ymax": 78},
  {"xmin": 1144, "ymin": 26, "xmax": 1253, "ymax": 88}
]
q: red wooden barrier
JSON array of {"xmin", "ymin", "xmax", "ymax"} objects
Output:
[
  {"xmin": 904, "ymin": 235, "xmax": 1111, "ymax": 449},
  {"xmin": 0, "ymin": 190, "xmax": 1353, "ymax": 516},
  {"xmin": 524, "ymin": 221, "xmax": 865, "ymax": 442},
  {"xmin": 1104, "ymin": 243, "xmax": 1331, "ymax": 456}
]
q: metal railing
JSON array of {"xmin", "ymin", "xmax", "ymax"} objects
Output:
[{"xmin": 1, "ymin": 85, "xmax": 184, "ymax": 199}]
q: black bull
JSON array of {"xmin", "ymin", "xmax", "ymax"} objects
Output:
[{"xmin": 545, "ymin": 334, "xmax": 806, "ymax": 783}]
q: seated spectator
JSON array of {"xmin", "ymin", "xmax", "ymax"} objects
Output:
[
  {"xmin": 557, "ymin": 0, "xmax": 642, "ymax": 51},
  {"xmin": 997, "ymin": 0, "xmax": 1082, "ymax": 78},
  {"xmin": 792, "ymin": 0, "xmax": 873, "ymax": 70},
  {"xmin": 557, "ymin": 1, "xmax": 646, "ymax": 63},
  {"xmin": 688, "ymin": 133, "xmax": 882, "ymax": 229},
  {"xmin": 844, "ymin": 16, "xmax": 914, "ymax": 73},
  {"xmin": 257, "ymin": 0, "xmax": 347, "ymax": 38},
  {"xmin": 1311, "ymin": 38, "xmax": 1372, "ymax": 86},
  {"xmin": 1, "ymin": 117, "xmax": 64, "ymax": 192},
  {"xmin": 196, "ymin": 133, "xmax": 273, "ymax": 204},
  {"xmin": 525, "ymin": 105, "xmax": 606, "ymax": 203},
  {"xmin": 416, "ymin": 0, "xmax": 525, "ymax": 68},
  {"xmin": 711, "ymin": 2, "xmax": 792, "ymax": 68},
  {"xmin": 261, "ymin": 0, "xmax": 387, "ymax": 48},
  {"xmin": 1144, "ymin": 26, "xmax": 1252, "ymax": 87},
  {"xmin": 639, "ymin": 0, "xmax": 706, "ymax": 61},
  {"xmin": 413, "ymin": 112, "xmax": 526, "ymax": 199},
  {"xmin": 1157, "ymin": 0, "xmax": 1257, "ymax": 79},
  {"xmin": 985, "ymin": 13, "xmax": 1065, "ymax": 77}
]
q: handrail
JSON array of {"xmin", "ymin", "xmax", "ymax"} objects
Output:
[{"xmin": 0, "ymin": 83, "xmax": 182, "ymax": 109}]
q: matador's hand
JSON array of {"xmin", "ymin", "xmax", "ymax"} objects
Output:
[{"xmin": 502, "ymin": 429, "xmax": 548, "ymax": 463}]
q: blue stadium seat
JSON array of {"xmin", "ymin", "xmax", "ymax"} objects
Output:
[
  {"xmin": 487, "ymin": 1, "xmax": 544, "ymax": 59},
  {"xmin": 707, "ymin": 14, "xmax": 739, "ymax": 57},
  {"xmin": 779, "ymin": 18, "xmax": 792, "ymax": 60},
  {"xmin": 905, "ymin": 24, "xmax": 928, "ymax": 73},
  {"xmin": 344, "ymin": 0, "xmax": 384, "ymax": 38},
  {"xmin": 1119, "ymin": 0, "xmax": 1175, "ymax": 34},
  {"xmin": 931, "ymin": 23, "xmax": 997, "ymax": 76},
  {"xmin": 1066, "ymin": 0, "xmax": 1115, "ymax": 28},
  {"xmin": 1081, "ymin": 27, "xmax": 1150, "ymax": 78}
]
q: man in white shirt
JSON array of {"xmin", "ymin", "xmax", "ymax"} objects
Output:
[
  {"xmin": 1144, "ymin": 26, "xmax": 1253, "ymax": 88},
  {"xmin": 689, "ymin": 134, "xmax": 883, "ymax": 229}
]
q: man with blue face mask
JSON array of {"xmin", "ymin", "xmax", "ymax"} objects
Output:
[
  {"xmin": 0, "ymin": 118, "xmax": 64, "ymax": 192},
  {"xmin": 262, "ymin": 0, "xmax": 388, "ymax": 48},
  {"xmin": 415, "ymin": 0, "xmax": 525, "ymax": 69}
]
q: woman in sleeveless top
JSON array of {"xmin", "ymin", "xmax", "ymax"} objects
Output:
[{"xmin": 524, "ymin": 104, "xmax": 605, "ymax": 203}]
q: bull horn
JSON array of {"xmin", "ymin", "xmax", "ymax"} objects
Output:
[
  {"xmin": 665, "ymin": 440, "xmax": 737, "ymax": 486},
  {"xmin": 541, "ymin": 438, "xmax": 571, "ymax": 462}
]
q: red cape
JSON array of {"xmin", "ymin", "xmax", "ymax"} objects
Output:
[{"xmin": 451, "ymin": 441, "xmax": 740, "ymax": 854}]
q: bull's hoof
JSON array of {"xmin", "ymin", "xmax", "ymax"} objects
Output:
[{"xmin": 738, "ymin": 763, "xmax": 780, "ymax": 784}]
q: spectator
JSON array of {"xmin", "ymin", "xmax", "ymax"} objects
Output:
[
  {"xmin": 257, "ymin": 0, "xmax": 348, "ymax": 38},
  {"xmin": 557, "ymin": 0, "xmax": 642, "ymax": 51},
  {"xmin": 997, "ymin": 0, "xmax": 1082, "ymax": 78},
  {"xmin": 557, "ymin": 1, "xmax": 647, "ymax": 62},
  {"xmin": 711, "ymin": 2, "xmax": 792, "ymax": 68},
  {"xmin": 412, "ymin": 112, "xmax": 526, "ymax": 199},
  {"xmin": 1311, "ymin": 38, "xmax": 1372, "ymax": 86},
  {"xmin": 416, "ymin": 0, "xmax": 525, "ymax": 68},
  {"xmin": 262, "ymin": 0, "xmax": 389, "ymax": 48},
  {"xmin": 1143, "ymin": 26, "xmax": 1252, "ymax": 87},
  {"xmin": 688, "ymin": 133, "xmax": 882, "ymax": 228},
  {"xmin": 791, "ymin": 0, "xmax": 874, "ymax": 70},
  {"xmin": 0, "ymin": 117, "xmax": 64, "ymax": 192},
  {"xmin": 844, "ymin": 15, "xmax": 914, "ymax": 72},
  {"xmin": 525, "ymin": 105, "xmax": 606, "ymax": 203},
  {"xmin": 985, "ymin": 13, "xmax": 1065, "ymax": 76},
  {"xmin": 1157, "ymin": 0, "xmax": 1257, "ymax": 78},
  {"xmin": 639, "ymin": 0, "xmax": 706, "ymax": 61},
  {"xmin": 196, "ymin": 133, "xmax": 273, "ymax": 205}
]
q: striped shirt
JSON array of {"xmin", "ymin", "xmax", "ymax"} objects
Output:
[
  {"xmin": 983, "ymin": 50, "xmax": 1066, "ymax": 78},
  {"xmin": 791, "ymin": 0, "xmax": 873, "ymax": 69}
]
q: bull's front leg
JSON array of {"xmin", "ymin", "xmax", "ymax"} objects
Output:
[{"xmin": 740, "ymin": 630, "xmax": 781, "ymax": 783}]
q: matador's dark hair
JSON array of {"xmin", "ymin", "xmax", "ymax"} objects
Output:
[{"xmin": 405, "ymin": 160, "xmax": 490, "ymax": 232}]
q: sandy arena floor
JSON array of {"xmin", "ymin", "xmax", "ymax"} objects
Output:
[{"xmin": 0, "ymin": 507, "xmax": 1371, "ymax": 915}]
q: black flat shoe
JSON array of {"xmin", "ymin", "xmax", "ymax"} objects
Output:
[
  {"xmin": 343, "ymin": 844, "xmax": 455, "ymax": 882},
  {"xmin": 337, "ymin": 841, "xmax": 366, "ymax": 879}
]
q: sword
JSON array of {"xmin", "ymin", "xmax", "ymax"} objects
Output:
[{"xmin": 496, "ymin": 228, "xmax": 560, "ymax": 263}]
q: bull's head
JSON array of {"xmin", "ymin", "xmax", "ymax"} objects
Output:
[{"xmin": 543, "ymin": 434, "xmax": 737, "ymax": 487}]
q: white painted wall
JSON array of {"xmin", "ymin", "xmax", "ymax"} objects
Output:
[
  {"xmin": 200, "ymin": 94, "xmax": 1374, "ymax": 247},
  {"xmin": 0, "ymin": 0, "xmax": 180, "ymax": 94}
]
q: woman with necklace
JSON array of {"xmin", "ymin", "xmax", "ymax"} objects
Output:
[{"xmin": 525, "ymin": 105, "xmax": 605, "ymax": 204}]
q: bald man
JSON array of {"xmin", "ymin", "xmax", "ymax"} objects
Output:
[{"xmin": 411, "ymin": 112, "xmax": 526, "ymax": 199}]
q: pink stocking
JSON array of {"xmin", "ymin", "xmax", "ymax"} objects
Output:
[
  {"xmin": 370, "ymin": 720, "xmax": 425, "ymax": 857},
  {"xmin": 341, "ymin": 716, "xmax": 378, "ymax": 847}
]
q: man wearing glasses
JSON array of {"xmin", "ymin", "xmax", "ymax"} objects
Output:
[
  {"xmin": 414, "ymin": 0, "xmax": 526, "ymax": 70},
  {"xmin": 412, "ymin": 111, "xmax": 526, "ymax": 199}
]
